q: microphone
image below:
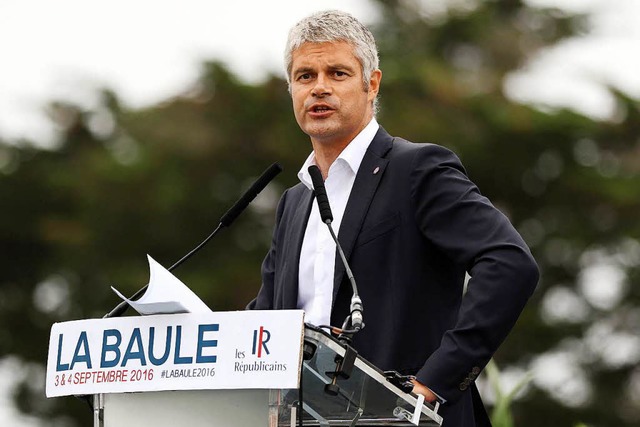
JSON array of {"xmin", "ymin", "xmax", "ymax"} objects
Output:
[
  {"xmin": 105, "ymin": 162, "xmax": 283, "ymax": 318},
  {"xmin": 308, "ymin": 167, "xmax": 333, "ymax": 224},
  {"xmin": 220, "ymin": 162, "xmax": 283, "ymax": 227},
  {"xmin": 307, "ymin": 165, "xmax": 364, "ymax": 333}
]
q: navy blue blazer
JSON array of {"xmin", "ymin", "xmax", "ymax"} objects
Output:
[{"xmin": 249, "ymin": 127, "xmax": 539, "ymax": 427}]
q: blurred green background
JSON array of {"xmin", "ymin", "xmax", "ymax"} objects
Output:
[{"xmin": 1, "ymin": 1, "xmax": 639, "ymax": 426}]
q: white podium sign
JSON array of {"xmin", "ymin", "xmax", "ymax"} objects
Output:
[{"xmin": 46, "ymin": 310, "xmax": 304, "ymax": 397}]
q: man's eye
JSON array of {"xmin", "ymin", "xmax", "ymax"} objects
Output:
[{"xmin": 299, "ymin": 73, "xmax": 311, "ymax": 81}]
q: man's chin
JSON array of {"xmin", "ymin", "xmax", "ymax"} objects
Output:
[{"xmin": 304, "ymin": 125, "xmax": 338, "ymax": 142}]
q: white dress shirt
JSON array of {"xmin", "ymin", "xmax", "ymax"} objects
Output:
[{"xmin": 296, "ymin": 118, "xmax": 379, "ymax": 326}]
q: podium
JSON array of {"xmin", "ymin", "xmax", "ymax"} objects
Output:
[
  {"xmin": 46, "ymin": 311, "xmax": 443, "ymax": 426},
  {"xmin": 93, "ymin": 324, "xmax": 443, "ymax": 426}
]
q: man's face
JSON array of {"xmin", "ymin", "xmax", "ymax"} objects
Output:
[{"xmin": 289, "ymin": 41, "xmax": 381, "ymax": 149}]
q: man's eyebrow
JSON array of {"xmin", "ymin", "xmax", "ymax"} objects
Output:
[
  {"xmin": 293, "ymin": 63, "xmax": 357, "ymax": 75},
  {"xmin": 292, "ymin": 66, "xmax": 315, "ymax": 75},
  {"xmin": 328, "ymin": 63, "xmax": 356, "ymax": 72}
]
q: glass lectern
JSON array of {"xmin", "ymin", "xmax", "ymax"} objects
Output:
[{"xmin": 270, "ymin": 325, "xmax": 443, "ymax": 426}]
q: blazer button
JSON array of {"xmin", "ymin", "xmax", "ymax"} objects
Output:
[
  {"xmin": 472, "ymin": 367, "xmax": 481, "ymax": 375},
  {"xmin": 459, "ymin": 381, "xmax": 469, "ymax": 391}
]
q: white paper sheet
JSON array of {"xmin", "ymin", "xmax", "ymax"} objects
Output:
[{"xmin": 111, "ymin": 255, "xmax": 212, "ymax": 315}]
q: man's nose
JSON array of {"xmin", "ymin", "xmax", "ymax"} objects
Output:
[{"xmin": 311, "ymin": 74, "xmax": 331, "ymax": 97}]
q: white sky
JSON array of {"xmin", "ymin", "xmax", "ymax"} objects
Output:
[
  {"xmin": 0, "ymin": 0, "xmax": 377, "ymax": 146},
  {"xmin": 0, "ymin": 0, "xmax": 639, "ymax": 147},
  {"xmin": 506, "ymin": 0, "xmax": 640, "ymax": 120}
]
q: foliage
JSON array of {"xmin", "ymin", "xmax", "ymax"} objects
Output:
[
  {"xmin": 485, "ymin": 359, "xmax": 534, "ymax": 427},
  {"xmin": 1, "ymin": 1, "xmax": 639, "ymax": 426}
]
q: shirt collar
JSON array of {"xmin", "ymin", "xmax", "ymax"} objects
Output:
[{"xmin": 298, "ymin": 118, "xmax": 379, "ymax": 190}]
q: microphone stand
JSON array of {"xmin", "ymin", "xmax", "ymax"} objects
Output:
[
  {"xmin": 103, "ymin": 223, "xmax": 224, "ymax": 319},
  {"xmin": 306, "ymin": 165, "xmax": 364, "ymax": 341},
  {"xmin": 307, "ymin": 165, "xmax": 364, "ymax": 398},
  {"xmin": 103, "ymin": 162, "xmax": 282, "ymax": 319},
  {"xmin": 325, "ymin": 224, "xmax": 363, "ymax": 345}
]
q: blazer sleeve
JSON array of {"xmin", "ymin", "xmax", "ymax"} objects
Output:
[
  {"xmin": 410, "ymin": 144, "xmax": 539, "ymax": 402},
  {"xmin": 246, "ymin": 188, "xmax": 289, "ymax": 310}
]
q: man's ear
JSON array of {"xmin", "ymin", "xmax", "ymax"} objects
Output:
[{"xmin": 368, "ymin": 69, "xmax": 382, "ymax": 99}]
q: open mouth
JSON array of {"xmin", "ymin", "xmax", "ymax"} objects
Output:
[{"xmin": 311, "ymin": 105, "xmax": 332, "ymax": 113}]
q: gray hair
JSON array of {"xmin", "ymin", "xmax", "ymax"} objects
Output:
[{"xmin": 284, "ymin": 10, "xmax": 380, "ymax": 110}]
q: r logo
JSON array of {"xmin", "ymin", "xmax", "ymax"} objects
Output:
[{"xmin": 252, "ymin": 326, "xmax": 270, "ymax": 357}]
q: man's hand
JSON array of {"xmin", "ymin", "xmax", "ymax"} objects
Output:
[{"xmin": 410, "ymin": 379, "xmax": 438, "ymax": 403}]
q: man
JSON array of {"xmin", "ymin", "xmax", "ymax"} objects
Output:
[{"xmin": 249, "ymin": 10, "xmax": 539, "ymax": 427}]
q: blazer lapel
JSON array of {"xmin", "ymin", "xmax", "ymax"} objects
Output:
[
  {"xmin": 332, "ymin": 128, "xmax": 394, "ymax": 301},
  {"xmin": 281, "ymin": 187, "xmax": 314, "ymax": 309}
]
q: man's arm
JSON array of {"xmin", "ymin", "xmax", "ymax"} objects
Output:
[{"xmin": 409, "ymin": 144, "xmax": 539, "ymax": 403}]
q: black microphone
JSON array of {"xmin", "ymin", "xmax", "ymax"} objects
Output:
[
  {"xmin": 308, "ymin": 166, "xmax": 333, "ymax": 223},
  {"xmin": 307, "ymin": 165, "xmax": 364, "ymax": 333},
  {"xmin": 220, "ymin": 162, "xmax": 283, "ymax": 227},
  {"xmin": 105, "ymin": 162, "xmax": 283, "ymax": 319},
  {"xmin": 168, "ymin": 161, "xmax": 283, "ymax": 272}
]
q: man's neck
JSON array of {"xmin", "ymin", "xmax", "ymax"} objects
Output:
[
  {"xmin": 310, "ymin": 117, "xmax": 375, "ymax": 178},
  {"xmin": 311, "ymin": 142, "xmax": 349, "ymax": 179}
]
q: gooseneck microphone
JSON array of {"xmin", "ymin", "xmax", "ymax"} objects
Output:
[
  {"xmin": 220, "ymin": 163, "xmax": 283, "ymax": 227},
  {"xmin": 104, "ymin": 162, "xmax": 283, "ymax": 319},
  {"xmin": 307, "ymin": 165, "xmax": 364, "ymax": 333}
]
